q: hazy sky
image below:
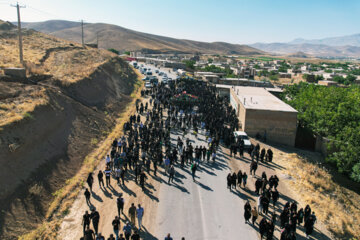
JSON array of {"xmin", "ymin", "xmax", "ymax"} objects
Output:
[{"xmin": 0, "ymin": 0, "xmax": 359, "ymax": 44}]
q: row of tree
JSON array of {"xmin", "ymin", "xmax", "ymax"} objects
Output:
[{"xmin": 282, "ymin": 83, "xmax": 360, "ymax": 182}]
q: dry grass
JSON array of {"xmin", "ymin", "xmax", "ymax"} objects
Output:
[
  {"xmin": 0, "ymin": 87, "xmax": 48, "ymax": 129},
  {"xmin": 19, "ymin": 73, "xmax": 144, "ymax": 240},
  {"xmin": 0, "ymin": 31, "xmax": 77, "ymax": 68},
  {"xmin": 42, "ymin": 48, "xmax": 115, "ymax": 84},
  {"xmin": 277, "ymin": 152, "xmax": 360, "ymax": 239},
  {"xmin": 0, "ymin": 29, "xmax": 116, "ymax": 83}
]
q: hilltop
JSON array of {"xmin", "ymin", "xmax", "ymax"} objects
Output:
[{"xmin": 20, "ymin": 20, "xmax": 264, "ymax": 55}]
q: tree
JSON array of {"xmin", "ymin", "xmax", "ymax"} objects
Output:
[
  {"xmin": 108, "ymin": 48, "xmax": 120, "ymax": 55},
  {"xmin": 124, "ymin": 51, "xmax": 130, "ymax": 56},
  {"xmin": 208, "ymin": 58, "xmax": 213, "ymax": 63},
  {"xmin": 183, "ymin": 60, "xmax": 196, "ymax": 70},
  {"xmin": 281, "ymin": 83, "xmax": 360, "ymax": 182}
]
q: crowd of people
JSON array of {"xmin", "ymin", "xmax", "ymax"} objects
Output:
[
  {"xmin": 79, "ymin": 76, "xmax": 317, "ymax": 240},
  {"xmin": 236, "ymin": 143, "xmax": 318, "ymax": 240},
  {"xmin": 80, "ymin": 78, "xmax": 240, "ymax": 240}
]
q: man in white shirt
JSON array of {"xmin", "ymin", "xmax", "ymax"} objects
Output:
[{"xmin": 106, "ymin": 154, "xmax": 111, "ymax": 168}]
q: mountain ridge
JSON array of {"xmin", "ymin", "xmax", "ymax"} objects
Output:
[{"xmin": 20, "ymin": 20, "xmax": 264, "ymax": 55}]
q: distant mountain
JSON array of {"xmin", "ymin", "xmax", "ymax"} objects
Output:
[
  {"xmin": 250, "ymin": 33, "xmax": 360, "ymax": 58},
  {"xmin": 250, "ymin": 42, "xmax": 360, "ymax": 58},
  {"xmin": 289, "ymin": 33, "xmax": 360, "ymax": 47},
  {"xmin": 21, "ymin": 20, "xmax": 80, "ymax": 33},
  {"xmin": 19, "ymin": 20, "xmax": 264, "ymax": 55}
]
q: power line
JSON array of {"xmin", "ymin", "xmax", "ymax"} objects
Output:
[
  {"xmin": 11, "ymin": 2, "xmax": 26, "ymax": 66},
  {"xmin": 81, "ymin": 19, "xmax": 84, "ymax": 47}
]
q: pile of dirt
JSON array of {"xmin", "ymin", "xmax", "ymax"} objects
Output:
[{"xmin": 0, "ymin": 57, "xmax": 138, "ymax": 239}]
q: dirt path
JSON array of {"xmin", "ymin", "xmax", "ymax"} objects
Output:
[{"xmin": 224, "ymin": 139, "xmax": 333, "ymax": 240}]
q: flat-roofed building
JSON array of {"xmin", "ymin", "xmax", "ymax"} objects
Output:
[{"xmin": 230, "ymin": 86, "xmax": 297, "ymax": 146}]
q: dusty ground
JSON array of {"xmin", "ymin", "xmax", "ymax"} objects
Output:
[{"xmin": 59, "ymin": 95, "xmax": 160, "ymax": 239}]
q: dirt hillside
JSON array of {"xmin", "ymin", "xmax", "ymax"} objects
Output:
[{"xmin": 0, "ymin": 21, "xmax": 139, "ymax": 239}]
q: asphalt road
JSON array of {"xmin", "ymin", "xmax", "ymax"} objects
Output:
[
  {"xmin": 154, "ymin": 127, "xmax": 259, "ymax": 240},
  {"xmin": 139, "ymin": 63, "xmax": 178, "ymax": 82}
]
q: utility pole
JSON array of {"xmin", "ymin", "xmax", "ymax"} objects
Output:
[
  {"xmin": 81, "ymin": 20, "xmax": 84, "ymax": 47},
  {"xmin": 11, "ymin": 2, "xmax": 26, "ymax": 66}
]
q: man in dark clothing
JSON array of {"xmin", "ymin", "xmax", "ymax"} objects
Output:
[
  {"xmin": 98, "ymin": 170, "xmax": 104, "ymax": 188},
  {"xmin": 87, "ymin": 173, "xmax": 94, "ymax": 192},
  {"xmin": 271, "ymin": 189, "xmax": 279, "ymax": 207},
  {"xmin": 120, "ymin": 167, "xmax": 126, "ymax": 186},
  {"xmin": 84, "ymin": 188, "xmax": 91, "ymax": 205},
  {"xmin": 191, "ymin": 163, "xmax": 197, "ymax": 181},
  {"xmin": 139, "ymin": 171, "xmax": 147, "ymax": 190},
  {"xmin": 82, "ymin": 211, "xmax": 91, "ymax": 234},
  {"xmin": 255, "ymin": 178, "xmax": 263, "ymax": 195},
  {"xmin": 117, "ymin": 194, "xmax": 125, "ymax": 216},
  {"xmin": 250, "ymin": 161, "xmax": 258, "ymax": 176},
  {"xmin": 90, "ymin": 208, "xmax": 100, "ymax": 235},
  {"xmin": 83, "ymin": 225, "xmax": 95, "ymax": 240},
  {"xmin": 131, "ymin": 230, "xmax": 140, "ymax": 240},
  {"xmin": 112, "ymin": 216, "xmax": 120, "ymax": 239},
  {"xmin": 259, "ymin": 217, "xmax": 268, "ymax": 239},
  {"xmin": 168, "ymin": 165, "xmax": 175, "ymax": 183}
]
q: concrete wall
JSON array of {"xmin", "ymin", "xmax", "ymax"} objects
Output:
[
  {"xmin": 242, "ymin": 108, "xmax": 297, "ymax": 146},
  {"xmin": 217, "ymin": 87, "xmax": 230, "ymax": 97},
  {"xmin": 230, "ymin": 89, "xmax": 241, "ymax": 114}
]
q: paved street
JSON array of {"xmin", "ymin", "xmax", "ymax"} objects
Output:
[{"xmin": 154, "ymin": 127, "xmax": 258, "ymax": 239}]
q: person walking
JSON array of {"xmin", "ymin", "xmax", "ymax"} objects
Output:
[
  {"xmin": 139, "ymin": 171, "xmax": 147, "ymax": 191},
  {"xmin": 136, "ymin": 204, "xmax": 144, "ymax": 230},
  {"xmin": 82, "ymin": 210, "xmax": 91, "ymax": 234},
  {"xmin": 251, "ymin": 206, "xmax": 258, "ymax": 225},
  {"xmin": 211, "ymin": 151, "xmax": 216, "ymax": 162},
  {"xmin": 165, "ymin": 233, "xmax": 173, "ymax": 240},
  {"xmin": 104, "ymin": 167, "xmax": 111, "ymax": 187},
  {"xmin": 87, "ymin": 173, "xmax": 94, "ymax": 192},
  {"xmin": 242, "ymin": 172, "xmax": 248, "ymax": 188},
  {"xmin": 83, "ymin": 225, "xmax": 95, "ymax": 240},
  {"xmin": 112, "ymin": 216, "xmax": 120, "ymax": 240},
  {"xmin": 259, "ymin": 217, "xmax": 268, "ymax": 239},
  {"xmin": 115, "ymin": 167, "xmax": 121, "ymax": 185},
  {"xmin": 96, "ymin": 233, "xmax": 105, "ymax": 240},
  {"xmin": 107, "ymin": 234, "xmax": 116, "ymax": 240},
  {"xmin": 123, "ymin": 222, "xmax": 132, "ymax": 240},
  {"xmin": 191, "ymin": 163, "xmax": 197, "ymax": 181},
  {"xmin": 98, "ymin": 170, "xmax": 104, "ymax": 188},
  {"xmin": 131, "ymin": 230, "xmax": 140, "ymax": 240},
  {"xmin": 244, "ymin": 201, "xmax": 251, "ymax": 224},
  {"xmin": 90, "ymin": 208, "xmax": 100, "ymax": 236},
  {"xmin": 84, "ymin": 188, "xmax": 91, "ymax": 205},
  {"xmin": 120, "ymin": 167, "xmax": 125, "ymax": 186},
  {"xmin": 128, "ymin": 203, "xmax": 136, "ymax": 226},
  {"xmin": 168, "ymin": 165, "xmax": 175, "ymax": 183},
  {"xmin": 117, "ymin": 194, "xmax": 124, "ymax": 217}
]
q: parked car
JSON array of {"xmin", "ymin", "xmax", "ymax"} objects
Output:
[
  {"xmin": 233, "ymin": 131, "xmax": 252, "ymax": 149},
  {"xmin": 145, "ymin": 81, "xmax": 152, "ymax": 88},
  {"xmin": 142, "ymin": 76, "xmax": 149, "ymax": 81},
  {"xmin": 155, "ymin": 69, "xmax": 159, "ymax": 73}
]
